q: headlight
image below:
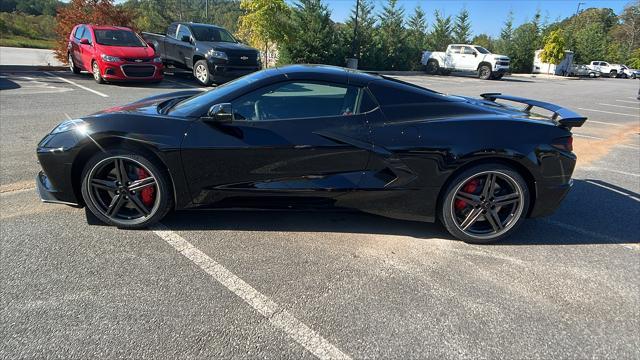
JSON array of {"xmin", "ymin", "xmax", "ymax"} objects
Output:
[
  {"xmin": 152, "ymin": 57, "xmax": 162, "ymax": 63},
  {"xmin": 51, "ymin": 119, "xmax": 87, "ymax": 135},
  {"xmin": 206, "ymin": 49, "xmax": 228, "ymax": 60},
  {"xmin": 101, "ymin": 54, "xmax": 121, "ymax": 62}
]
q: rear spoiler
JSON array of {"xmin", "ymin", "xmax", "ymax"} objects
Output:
[{"xmin": 480, "ymin": 93, "xmax": 587, "ymax": 129}]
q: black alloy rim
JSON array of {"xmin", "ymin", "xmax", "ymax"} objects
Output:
[
  {"xmin": 451, "ymin": 171, "xmax": 524, "ymax": 239},
  {"xmin": 87, "ymin": 157, "xmax": 159, "ymax": 223}
]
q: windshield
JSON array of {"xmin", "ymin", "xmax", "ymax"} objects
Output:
[
  {"xmin": 169, "ymin": 71, "xmax": 269, "ymax": 116},
  {"xmin": 474, "ymin": 46, "xmax": 491, "ymax": 54},
  {"xmin": 191, "ymin": 25, "xmax": 237, "ymax": 43},
  {"xmin": 94, "ymin": 29, "xmax": 146, "ymax": 47}
]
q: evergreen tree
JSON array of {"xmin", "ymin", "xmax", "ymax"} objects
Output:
[
  {"xmin": 472, "ymin": 34, "xmax": 494, "ymax": 51},
  {"xmin": 345, "ymin": 0, "xmax": 377, "ymax": 69},
  {"xmin": 495, "ymin": 10, "xmax": 514, "ymax": 55},
  {"xmin": 278, "ymin": 0, "xmax": 337, "ymax": 65},
  {"xmin": 377, "ymin": 0, "xmax": 407, "ymax": 70},
  {"xmin": 430, "ymin": 10, "xmax": 453, "ymax": 51},
  {"xmin": 453, "ymin": 8, "xmax": 471, "ymax": 44},
  {"xmin": 406, "ymin": 5, "xmax": 427, "ymax": 70}
]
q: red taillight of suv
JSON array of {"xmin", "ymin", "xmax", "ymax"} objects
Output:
[{"xmin": 552, "ymin": 136, "xmax": 573, "ymax": 152}]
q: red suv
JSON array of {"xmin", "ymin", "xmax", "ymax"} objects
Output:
[{"xmin": 67, "ymin": 24, "xmax": 163, "ymax": 84}]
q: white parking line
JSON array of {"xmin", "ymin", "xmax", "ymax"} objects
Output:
[
  {"xmin": 573, "ymin": 133, "xmax": 605, "ymax": 140},
  {"xmin": 151, "ymin": 224, "xmax": 351, "ymax": 360},
  {"xmin": 43, "ymin": 71, "xmax": 109, "ymax": 98},
  {"xmin": 576, "ymin": 108, "xmax": 638, "ymax": 118},
  {"xmin": 585, "ymin": 120, "xmax": 624, "ymax": 126},
  {"xmin": 542, "ymin": 219, "xmax": 639, "ymax": 251},
  {"xmin": 584, "ymin": 180, "xmax": 640, "ymax": 202},
  {"xmin": 598, "ymin": 103, "xmax": 639, "ymax": 110},
  {"xmin": 616, "ymin": 100, "xmax": 638, "ymax": 104}
]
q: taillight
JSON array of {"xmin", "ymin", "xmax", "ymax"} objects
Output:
[{"xmin": 552, "ymin": 136, "xmax": 573, "ymax": 152}]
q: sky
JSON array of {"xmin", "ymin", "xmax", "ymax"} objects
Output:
[{"xmin": 316, "ymin": 0, "xmax": 630, "ymax": 37}]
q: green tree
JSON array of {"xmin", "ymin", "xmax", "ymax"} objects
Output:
[
  {"xmin": 430, "ymin": 10, "xmax": 453, "ymax": 51},
  {"xmin": 344, "ymin": 0, "xmax": 377, "ymax": 69},
  {"xmin": 376, "ymin": 0, "xmax": 407, "ymax": 70},
  {"xmin": 405, "ymin": 5, "xmax": 427, "ymax": 70},
  {"xmin": 509, "ymin": 20, "xmax": 542, "ymax": 73},
  {"xmin": 540, "ymin": 29, "xmax": 566, "ymax": 74},
  {"xmin": 237, "ymin": 0, "xmax": 290, "ymax": 66},
  {"xmin": 472, "ymin": 34, "xmax": 494, "ymax": 51},
  {"xmin": 278, "ymin": 0, "xmax": 337, "ymax": 65},
  {"xmin": 495, "ymin": 10, "xmax": 514, "ymax": 55},
  {"xmin": 453, "ymin": 8, "xmax": 471, "ymax": 44}
]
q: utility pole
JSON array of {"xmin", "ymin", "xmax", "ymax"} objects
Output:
[
  {"xmin": 575, "ymin": 2, "xmax": 585, "ymax": 16},
  {"xmin": 351, "ymin": 0, "xmax": 360, "ymax": 59}
]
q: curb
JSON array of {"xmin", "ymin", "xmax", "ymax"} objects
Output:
[{"xmin": 0, "ymin": 65, "xmax": 67, "ymax": 71}]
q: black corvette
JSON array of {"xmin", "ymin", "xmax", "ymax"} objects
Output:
[{"xmin": 36, "ymin": 65, "xmax": 585, "ymax": 243}]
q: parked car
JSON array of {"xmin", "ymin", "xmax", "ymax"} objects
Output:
[
  {"xmin": 631, "ymin": 69, "xmax": 640, "ymax": 79},
  {"xmin": 587, "ymin": 61, "xmax": 623, "ymax": 78},
  {"xmin": 567, "ymin": 64, "xmax": 601, "ymax": 78},
  {"xmin": 35, "ymin": 65, "xmax": 586, "ymax": 244},
  {"xmin": 67, "ymin": 24, "xmax": 163, "ymax": 84},
  {"xmin": 143, "ymin": 22, "xmax": 261, "ymax": 86},
  {"xmin": 618, "ymin": 65, "xmax": 637, "ymax": 79},
  {"xmin": 421, "ymin": 44, "xmax": 510, "ymax": 80}
]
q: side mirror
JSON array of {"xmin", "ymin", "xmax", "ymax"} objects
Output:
[
  {"xmin": 146, "ymin": 41, "xmax": 155, "ymax": 50},
  {"xmin": 474, "ymin": 52, "xmax": 478, "ymax": 57},
  {"xmin": 181, "ymin": 35, "xmax": 192, "ymax": 43},
  {"xmin": 205, "ymin": 103, "xmax": 234, "ymax": 123},
  {"xmin": 80, "ymin": 38, "xmax": 90, "ymax": 45}
]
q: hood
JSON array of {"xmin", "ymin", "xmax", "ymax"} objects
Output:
[
  {"xmin": 95, "ymin": 44, "xmax": 156, "ymax": 58},
  {"xmin": 93, "ymin": 90, "xmax": 205, "ymax": 116},
  {"xmin": 197, "ymin": 41, "xmax": 258, "ymax": 53},
  {"xmin": 487, "ymin": 53, "xmax": 510, "ymax": 61}
]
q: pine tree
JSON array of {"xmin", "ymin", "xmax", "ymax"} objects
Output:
[
  {"xmin": 406, "ymin": 5, "xmax": 427, "ymax": 70},
  {"xmin": 496, "ymin": 10, "xmax": 514, "ymax": 55},
  {"xmin": 430, "ymin": 10, "xmax": 453, "ymax": 51},
  {"xmin": 377, "ymin": 0, "xmax": 407, "ymax": 70},
  {"xmin": 345, "ymin": 0, "xmax": 377, "ymax": 68},
  {"xmin": 278, "ymin": 0, "xmax": 337, "ymax": 65},
  {"xmin": 453, "ymin": 8, "xmax": 471, "ymax": 44}
]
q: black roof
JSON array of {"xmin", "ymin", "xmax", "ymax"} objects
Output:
[{"xmin": 274, "ymin": 64, "xmax": 383, "ymax": 86}]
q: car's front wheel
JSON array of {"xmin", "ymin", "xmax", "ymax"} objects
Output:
[
  {"xmin": 439, "ymin": 164, "xmax": 529, "ymax": 244},
  {"xmin": 81, "ymin": 150, "xmax": 173, "ymax": 229},
  {"xmin": 193, "ymin": 60, "xmax": 212, "ymax": 86},
  {"xmin": 478, "ymin": 64, "xmax": 492, "ymax": 80},
  {"xmin": 92, "ymin": 61, "xmax": 104, "ymax": 84},
  {"xmin": 68, "ymin": 53, "xmax": 80, "ymax": 74},
  {"xmin": 609, "ymin": 70, "xmax": 617, "ymax": 78}
]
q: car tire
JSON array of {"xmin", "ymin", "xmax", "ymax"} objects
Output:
[
  {"xmin": 68, "ymin": 53, "xmax": 81, "ymax": 74},
  {"xmin": 478, "ymin": 64, "xmax": 492, "ymax": 80},
  {"xmin": 81, "ymin": 149, "xmax": 173, "ymax": 229},
  {"xmin": 439, "ymin": 163, "xmax": 530, "ymax": 244},
  {"xmin": 193, "ymin": 60, "xmax": 212, "ymax": 86},
  {"xmin": 589, "ymin": 72, "xmax": 596, "ymax": 78},
  {"xmin": 609, "ymin": 70, "xmax": 617, "ymax": 78},
  {"xmin": 92, "ymin": 61, "xmax": 104, "ymax": 84},
  {"xmin": 425, "ymin": 60, "xmax": 439, "ymax": 75}
]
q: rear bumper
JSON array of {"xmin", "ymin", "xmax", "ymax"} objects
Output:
[
  {"xmin": 529, "ymin": 179, "xmax": 572, "ymax": 218},
  {"xmin": 35, "ymin": 171, "xmax": 81, "ymax": 207}
]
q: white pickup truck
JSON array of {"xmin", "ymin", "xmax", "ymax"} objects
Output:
[
  {"xmin": 587, "ymin": 61, "xmax": 624, "ymax": 78},
  {"xmin": 421, "ymin": 44, "xmax": 510, "ymax": 80}
]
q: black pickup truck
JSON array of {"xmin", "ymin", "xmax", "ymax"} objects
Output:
[{"xmin": 142, "ymin": 22, "xmax": 261, "ymax": 86}]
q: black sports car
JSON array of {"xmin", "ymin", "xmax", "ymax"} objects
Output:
[{"xmin": 36, "ymin": 65, "xmax": 586, "ymax": 243}]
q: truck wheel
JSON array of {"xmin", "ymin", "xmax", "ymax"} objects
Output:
[
  {"xmin": 478, "ymin": 64, "xmax": 492, "ymax": 80},
  {"xmin": 425, "ymin": 60, "xmax": 439, "ymax": 75},
  {"xmin": 609, "ymin": 70, "xmax": 617, "ymax": 78},
  {"xmin": 193, "ymin": 60, "xmax": 212, "ymax": 86}
]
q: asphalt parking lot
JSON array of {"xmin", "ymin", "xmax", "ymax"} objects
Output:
[{"xmin": 1, "ymin": 70, "xmax": 639, "ymax": 358}]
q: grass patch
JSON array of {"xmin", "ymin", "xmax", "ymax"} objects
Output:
[{"xmin": 0, "ymin": 36, "xmax": 56, "ymax": 49}]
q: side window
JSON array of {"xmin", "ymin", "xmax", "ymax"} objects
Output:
[
  {"xmin": 74, "ymin": 26, "xmax": 85, "ymax": 40},
  {"xmin": 462, "ymin": 47, "xmax": 475, "ymax": 55},
  {"xmin": 359, "ymin": 90, "xmax": 378, "ymax": 113},
  {"xmin": 231, "ymin": 81, "xmax": 361, "ymax": 121},
  {"xmin": 450, "ymin": 46, "xmax": 462, "ymax": 54},
  {"xmin": 602, "ymin": 62, "xmax": 609, "ymax": 67},
  {"xmin": 83, "ymin": 27, "xmax": 92, "ymax": 43},
  {"xmin": 167, "ymin": 24, "xmax": 178, "ymax": 38},
  {"xmin": 177, "ymin": 25, "xmax": 192, "ymax": 42}
]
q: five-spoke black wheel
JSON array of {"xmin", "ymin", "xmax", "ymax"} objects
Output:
[
  {"xmin": 81, "ymin": 150, "xmax": 173, "ymax": 228},
  {"xmin": 440, "ymin": 164, "xmax": 529, "ymax": 243}
]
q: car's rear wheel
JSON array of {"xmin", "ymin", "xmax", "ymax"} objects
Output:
[
  {"xmin": 81, "ymin": 150, "xmax": 173, "ymax": 229},
  {"xmin": 478, "ymin": 64, "xmax": 492, "ymax": 80},
  {"xmin": 609, "ymin": 70, "xmax": 617, "ymax": 78},
  {"xmin": 92, "ymin": 61, "xmax": 104, "ymax": 84},
  {"xmin": 440, "ymin": 164, "xmax": 529, "ymax": 244},
  {"xmin": 425, "ymin": 60, "xmax": 439, "ymax": 75},
  {"xmin": 193, "ymin": 60, "xmax": 212, "ymax": 86},
  {"xmin": 68, "ymin": 53, "xmax": 80, "ymax": 74},
  {"xmin": 589, "ymin": 72, "xmax": 596, "ymax": 78}
]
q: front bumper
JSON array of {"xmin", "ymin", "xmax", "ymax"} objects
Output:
[
  {"xmin": 208, "ymin": 62, "xmax": 261, "ymax": 82},
  {"xmin": 99, "ymin": 60, "xmax": 163, "ymax": 81},
  {"xmin": 493, "ymin": 65, "xmax": 510, "ymax": 73},
  {"xmin": 35, "ymin": 171, "xmax": 81, "ymax": 207}
]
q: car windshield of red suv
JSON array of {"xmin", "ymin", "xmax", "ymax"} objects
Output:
[{"xmin": 94, "ymin": 29, "xmax": 146, "ymax": 47}]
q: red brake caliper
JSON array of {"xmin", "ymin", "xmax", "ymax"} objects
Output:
[
  {"xmin": 455, "ymin": 179, "xmax": 479, "ymax": 210},
  {"xmin": 135, "ymin": 167, "xmax": 155, "ymax": 207}
]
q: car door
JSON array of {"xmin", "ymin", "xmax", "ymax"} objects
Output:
[
  {"xmin": 180, "ymin": 80, "xmax": 372, "ymax": 206},
  {"xmin": 71, "ymin": 25, "xmax": 85, "ymax": 68},
  {"xmin": 78, "ymin": 26, "xmax": 95, "ymax": 70},
  {"xmin": 445, "ymin": 45, "xmax": 462, "ymax": 69},
  {"xmin": 163, "ymin": 23, "xmax": 179, "ymax": 64},
  {"xmin": 458, "ymin": 46, "xmax": 478, "ymax": 70},
  {"xmin": 174, "ymin": 24, "xmax": 195, "ymax": 69}
]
